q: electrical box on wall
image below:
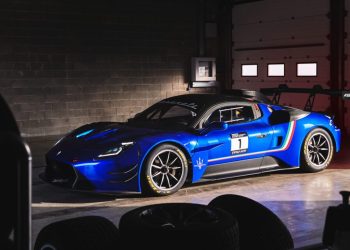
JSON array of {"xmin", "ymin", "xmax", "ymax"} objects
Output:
[{"xmin": 191, "ymin": 57, "xmax": 217, "ymax": 87}]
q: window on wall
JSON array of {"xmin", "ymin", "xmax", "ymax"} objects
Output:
[
  {"xmin": 241, "ymin": 64, "xmax": 258, "ymax": 77},
  {"xmin": 268, "ymin": 64, "xmax": 285, "ymax": 76},
  {"xmin": 297, "ymin": 63, "xmax": 317, "ymax": 76}
]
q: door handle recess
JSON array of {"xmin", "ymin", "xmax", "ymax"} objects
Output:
[{"xmin": 257, "ymin": 133, "xmax": 268, "ymax": 138}]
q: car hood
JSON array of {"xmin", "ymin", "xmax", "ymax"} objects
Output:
[
  {"xmin": 71, "ymin": 122, "xmax": 164, "ymax": 145},
  {"xmin": 52, "ymin": 121, "xmax": 188, "ymax": 152}
]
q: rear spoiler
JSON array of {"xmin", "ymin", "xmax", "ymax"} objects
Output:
[
  {"xmin": 260, "ymin": 84, "xmax": 350, "ymax": 111},
  {"xmin": 222, "ymin": 89, "xmax": 272, "ymax": 104}
]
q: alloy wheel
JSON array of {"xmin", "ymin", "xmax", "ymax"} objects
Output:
[
  {"xmin": 149, "ymin": 149, "xmax": 185, "ymax": 191},
  {"xmin": 306, "ymin": 132, "xmax": 331, "ymax": 167}
]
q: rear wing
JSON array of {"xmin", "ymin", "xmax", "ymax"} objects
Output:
[{"xmin": 260, "ymin": 84, "xmax": 350, "ymax": 111}]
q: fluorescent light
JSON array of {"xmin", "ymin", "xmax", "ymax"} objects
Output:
[
  {"xmin": 242, "ymin": 64, "xmax": 258, "ymax": 76},
  {"xmin": 297, "ymin": 63, "xmax": 317, "ymax": 76},
  {"xmin": 268, "ymin": 64, "xmax": 284, "ymax": 76}
]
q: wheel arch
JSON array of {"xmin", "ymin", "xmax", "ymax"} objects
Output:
[
  {"xmin": 165, "ymin": 142, "xmax": 193, "ymax": 183},
  {"xmin": 138, "ymin": 140, "xmax": 193, "ymax": 193},
  {"xmin": 319, "ymin": 126, "xmax": 337, "ymax": 154}
]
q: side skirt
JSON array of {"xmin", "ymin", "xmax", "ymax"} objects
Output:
[{"xmin": 201, "ymin": 156, "xmax": 299, "ymax": 181}]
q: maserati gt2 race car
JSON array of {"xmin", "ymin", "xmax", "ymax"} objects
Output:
[{"xmin": 43, "ymin": 93, "xmax": 341, "ymax": 195}]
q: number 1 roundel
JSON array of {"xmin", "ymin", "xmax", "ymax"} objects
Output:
[{"xmin": 231, "ymin": 132, "xmax": 249, "ymax": 154}]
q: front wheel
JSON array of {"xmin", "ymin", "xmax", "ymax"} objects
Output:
[
  {"xmin": 301, "ymin": 128, "xmax": 334, "ymax": 172},
  {"xmin": 143, "ymin": 144, "xmax": 188, "ymax": 196}
]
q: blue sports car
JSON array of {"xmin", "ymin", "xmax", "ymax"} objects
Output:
[{"xmin": 43, "ymin": 93, "xmax": 341, "ymax": 195}]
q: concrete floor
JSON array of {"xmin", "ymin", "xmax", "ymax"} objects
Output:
[{"xmin": 32, "ymin": 166, "xmax": 350, "ymax": 249}]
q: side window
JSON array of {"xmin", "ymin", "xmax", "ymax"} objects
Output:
[
  {"xmin": 146, "ymin": 109, "xmax": 161, "ymax": 120},
  {"xmin": 205, "ymin": 105, "xmax": 256, "ymax": 126},
  {"xmin": 161, "ymin": 105, "xmax": 194, "ymax": 119}
]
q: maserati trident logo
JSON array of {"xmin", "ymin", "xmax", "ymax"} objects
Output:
[{"xmin": 194, "ymin": 157, "xmax": 205, "ymax": 170}]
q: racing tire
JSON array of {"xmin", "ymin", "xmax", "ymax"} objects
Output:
[
  {"xmin": 119, "ymin": 203, "xmax": 239, "ymax": 250},
  {"xmin": 34, "ymin": 216, "xmax": 120, "ymax": 250},
  {"xmin": 209, "ymin": 194, "xmax": 294, "ymax": 250},
  {"xmin": 301, "ymin": 128, "xmax": 334, "ymax": 173},
  {"xmin": 142, "ymin": 144, "xmax": 188, "ymax": 196}
]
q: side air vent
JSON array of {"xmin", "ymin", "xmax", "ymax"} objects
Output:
[{"xmin": 277, "ymin": 136, "xmax": 283, "ymax": 147}]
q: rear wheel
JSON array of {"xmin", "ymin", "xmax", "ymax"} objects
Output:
[
  {"xmin": 301, "ymin": 128, "xmax": 334, "ymax": 172},
  {"xmin": 143, "ymin": 144, "xmax": 188, "ymax": 196}
]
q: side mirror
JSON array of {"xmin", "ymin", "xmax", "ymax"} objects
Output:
[
  {"xmin": 269, "ymin": 110, "xmax": 290, "ymax": 125},
  {"xmin": 201, "ymin": 121, "xmax": 228, "ymax": 135},
  {"xmin": 208, "ymin": 121, "xmax": 228, "ymax": 131}
]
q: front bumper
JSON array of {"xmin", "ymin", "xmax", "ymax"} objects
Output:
[{"xmin": 42, "ymin": 157, "xmax": 141, "ymax": 193}]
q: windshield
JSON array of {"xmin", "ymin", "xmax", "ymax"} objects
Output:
[{"xmin": 129, "ymin": 100, "xmax": 199, "ymax": 127}]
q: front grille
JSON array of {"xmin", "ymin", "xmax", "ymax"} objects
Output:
[{"xmin": 45, "ymin": 159, "xmax": 77, "ymax": 188}]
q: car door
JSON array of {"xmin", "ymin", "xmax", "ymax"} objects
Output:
[{"xmin": 198, "ymin": 103, "xmax": 273, "ymax": 179}]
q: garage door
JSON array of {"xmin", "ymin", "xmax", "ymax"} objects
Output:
[{"xmin": 232, "ymin": 0, "xmax": 330, "ymax": 112}]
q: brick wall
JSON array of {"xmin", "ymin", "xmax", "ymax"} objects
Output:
[{"xmin": 0, "ymin": 0, "xmax": 214, "ymax": 137}]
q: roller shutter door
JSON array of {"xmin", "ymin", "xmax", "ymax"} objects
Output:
[{"xmin": 232, "ymin": 0, "xmax": 330, "ymax": 112}]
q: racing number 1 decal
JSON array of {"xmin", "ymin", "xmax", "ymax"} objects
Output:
[{"xmin": 231, "ymin": 132, "xmax": 248, "ymax": 154}]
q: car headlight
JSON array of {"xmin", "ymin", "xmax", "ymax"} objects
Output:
[{"xmin": 98, "ymin": 142, "xmax": 134, "ymax": 158}]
